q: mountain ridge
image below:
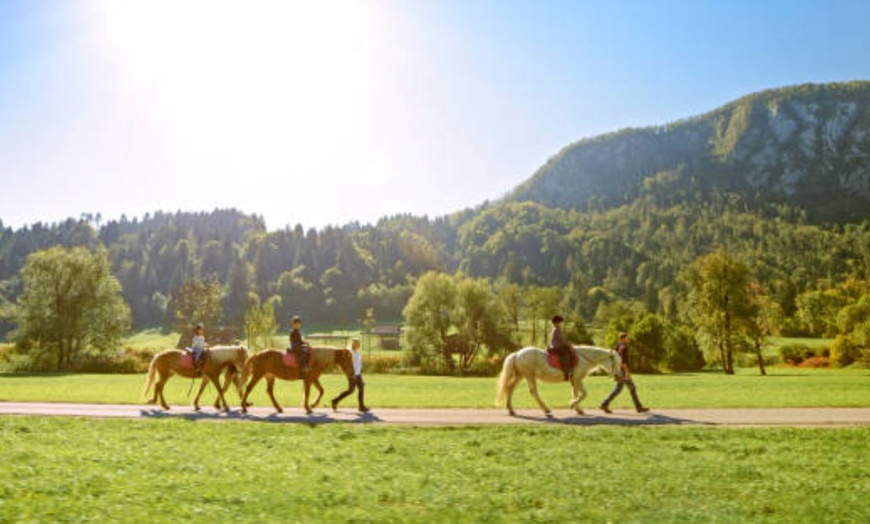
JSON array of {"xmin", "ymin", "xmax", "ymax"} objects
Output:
[{"xmin": 507, "ymin": 81, "xmax": 870, "ymax": 223}]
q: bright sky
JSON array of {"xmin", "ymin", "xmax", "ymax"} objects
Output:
[{"xmin": 1, "ymin": 0, "xmax": 868, "ymax": 231}]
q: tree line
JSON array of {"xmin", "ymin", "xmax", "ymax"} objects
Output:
[{"xmin": 2, "ymin": 191, "xmax": 870, "ymax": 372}]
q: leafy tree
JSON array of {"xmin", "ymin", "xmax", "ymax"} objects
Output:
[
  {"xmin": 684, "ymin": 248, "xmax": 753, "ymax": 374},
  {"xmin": 170, "ymin": 277, "xmax": 224, "ymax": 331},
  {"xmin": 796, "ymin": 289, "xmax": 847, "ymax": 337},
  {"xmin": 244, "ymin": 294, "xmax": 279, "ymax": 350},
  {"xmin": 403, "ymin": 272, "xmax": 456, "ymax": 369},
  {"xmin": 15, "ymin": 246, "xmax": 130, "ymax": 371},
  {"xmin": 744, "ymin": 283, "xmax": 780, "ymax": 375}
]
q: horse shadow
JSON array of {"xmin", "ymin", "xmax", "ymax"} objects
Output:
[
  {"xmin": 139, "ymin": 407, "xmax": 382, "ymax": 425},
  {"xmin": 512, "ymin": 411, "xmax": 712, "ymax": 426}
]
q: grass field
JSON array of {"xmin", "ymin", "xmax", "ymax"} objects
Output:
[
  {"xmin": 0, "ymin": 416, "xmax": 867, "ymax": 523},
  {"xmin": 1, "ymin": 367, "xmax": 869, "ymax": 410}
]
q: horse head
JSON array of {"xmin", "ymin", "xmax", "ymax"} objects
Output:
[
  {"xmin": 333, "ymin": 348, "xmax": 355, "ymax": 379},
  {"xmin": 607, "ymin": 350, "xmax": 625, "ymax": 380}
]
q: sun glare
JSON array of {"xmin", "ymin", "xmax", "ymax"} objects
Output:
[{"xmin": 88, "ymin": 0, "xmax": 387, "ymax": 186}]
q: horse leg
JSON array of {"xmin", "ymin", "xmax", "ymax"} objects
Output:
[
  {"xmin": 192, "ymin": 377, "xmax": 209, "ymax": 411},
  {"xmin": 506, "ymin": 374, "xmax": 522, "ymax": 416},
  {"xmin": 309, "ymin": 377, "xmax": 324, "ymax": 409},
  {"xmin": 209, "ymin": 374, "xmax": 230, "ymax": 412},
  {"xmin": 570, "ymin": 379, "xmax": 588, "ymax": 415},
  {"xmin": 266, "ymin": 377, "xmax": 283, "ymax": 413},
  {"xmin": 157, "ymin": 378, "xmax": 170, "ymax": 410},
  {"xmin": 527, "ymin": 376, "xmax": 551, "ymax": 416},
  {"xmin": 146, "ymin": 370, "xmax": 161, "ymax": 405},
  {"xmin": 302, "ymin": 379, "xmax": 313, "ymax": 414},
  {"xmin": 215, "ymin": 372, "xmax": 232, "ymax": 409},
  {"xmin": 240, "ymin": 370, "xmax": 263, "ymax": 414}
]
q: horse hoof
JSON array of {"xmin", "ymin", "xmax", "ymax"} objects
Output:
[
  {"xmin": 508, "ymin": 410, "xmax": 516, "ymax": 417},
  {"xmin": 545, "ymin": 411, "xmax": 553, "ymax": 418},
  {"xmin": 194, "ymin": 406, "xmax": 201, "ymax": 412},
  {"xmin": 146, "ymin": 400, "xmax": 156, "ymax": 405},
  {"xmin": 577, "ymin": 409, "xmax": 585, "ymax": 415}
]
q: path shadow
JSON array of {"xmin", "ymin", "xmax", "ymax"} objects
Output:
[
  {"xmin": 139, "ymin": 407, "xmax": 382, "ymax": 425},
  {"xmin": 511, "ymin": 411, "xmax": 712, "ymax": 426}
]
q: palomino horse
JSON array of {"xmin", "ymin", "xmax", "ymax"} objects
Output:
[
  {"xmin": 143, "ymin": 345, "xmax": 249, "ymax": 411},
  {"xmin": 496, "ymin": 345, "xmax": 624, "ymax": 416},
  {"xmin": 240, "ymin": 347, "xmax": 354, "ymax": 414}
]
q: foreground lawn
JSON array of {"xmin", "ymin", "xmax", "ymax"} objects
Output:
[
  {"xmin": 1, "ymin": 367, "xmax": 869, "ymax": 410},
  {"xmin": 0, "ymin": 417, "xmax": 867, "ymax": 523}
]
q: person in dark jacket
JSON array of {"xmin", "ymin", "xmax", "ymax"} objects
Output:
[
  {"xmin": 600, "ymin": 332, "xmax": 650, "ymax": 413},
  {"xmin": 287, "ymin": 315, "xmax": 310, "ymax": 380},
  {"xmin": 548, "ymin": 315, "xmax": 573, "ymax": 382}
]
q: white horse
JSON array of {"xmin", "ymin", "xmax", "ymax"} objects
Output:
[{"xmin": 496, "ymin": 345, "xmax": 624, "ymax": 416}]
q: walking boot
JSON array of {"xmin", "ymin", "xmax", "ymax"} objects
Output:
[
  {"xmin": 636, "ymin": 406, "xmax": 650, "ymax": 413},
  {"xmin": 600, "ymin": 404, "xmax": 613, "ymax": 414}
]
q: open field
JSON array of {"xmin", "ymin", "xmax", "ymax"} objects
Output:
[
  {"xmin": 1, "ymin": 368, "xmax": 869, "ymax": 410},
  {"xmin": 0, "ymin": 416, "xmax": 868, "ymax": 523}
]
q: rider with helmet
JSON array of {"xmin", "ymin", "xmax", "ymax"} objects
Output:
[{"xmin": 287, "ymin": 315, "xmax": 310, "ymax": 380}]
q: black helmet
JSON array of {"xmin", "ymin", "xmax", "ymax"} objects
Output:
[{"xmin": 551, "ymin": 315, "xmax": 564, "ymax": 324}]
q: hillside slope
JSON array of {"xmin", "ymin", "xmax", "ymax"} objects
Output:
[{"xmin": 508, "ymin": 82, "xmax": 870, "ymax": 222}]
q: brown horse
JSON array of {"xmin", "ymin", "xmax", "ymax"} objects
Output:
[
  {"xmin": 240, "ymin": 346, "xmax": 354, "ymax": 414},
  {"xmin": 142, "ymin": 345, "xmax": 249, "ymax": 411}
]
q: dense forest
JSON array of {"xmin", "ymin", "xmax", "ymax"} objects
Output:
[{"xmin": 2, "ymin": 82, "xmax": 870, "ymax": 372}]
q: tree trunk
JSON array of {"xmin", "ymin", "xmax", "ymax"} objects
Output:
[{"xmin": 755, "ymin": 338, "xmax": 767, "ymax": 376}]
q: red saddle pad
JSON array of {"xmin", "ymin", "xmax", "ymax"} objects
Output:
[
  {"xmin": 179, "ymin": 351, "xmax": 208, "ymax": 371},
  {"xmin": 547, "ymin": 350, "xmax": 578, "ymax": 371},
  {"xmin": 282, "ymin": 352, "xmax": 298, "ymax": 368}
]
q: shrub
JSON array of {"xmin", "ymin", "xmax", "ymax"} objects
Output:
[
  {"xmin": 779, "ymin": 343, "xmax": 812, "ymax": 365},
  {"xmin": 462, "ymin": 357, "xmax": 504, "ymax": 377},
  {"xmin": 797, "ymin": 356, "xmax": 830, "ymax": 368},
  {"xmin": 830, "ymin": 335, "xmax": 862, "ymax": 367},
  {"xmin": 665, "ymin": 325, "xmax": 705, "ymax": 371},
  {"xmin": 362, "ymin": 354, "xmax": 402, "ymax": 374}
]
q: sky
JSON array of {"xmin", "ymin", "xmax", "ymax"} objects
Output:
[{"xmin": 1, "ymin": 0, "xmax": 869, "ymax": 231}]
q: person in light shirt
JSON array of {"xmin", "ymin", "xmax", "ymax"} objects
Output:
[
  {"xmin": 187, "ymin": 323, "xmax": 208, "ymax": 376},
  {"xmin": 331, "ymin": 338, "xmax": 369, "ymax": 413}
]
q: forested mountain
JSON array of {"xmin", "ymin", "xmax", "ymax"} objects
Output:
[
  {"xmin": 2, "ymin": 82, "xmax": 870, "ymax": 345},
  {"xmin": 509, "ymin": 82, "xmax": 870, "ymax": 223}
]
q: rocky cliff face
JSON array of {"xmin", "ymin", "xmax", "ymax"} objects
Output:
[{"xmin": 509, "ymin": 82, "xmax": 870, "ymax": 222}]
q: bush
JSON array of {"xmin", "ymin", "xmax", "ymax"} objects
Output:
[
  {"xmin": 362, "ymin": 354, "xmax": 402, "ymax": 374},
  {"xmin": 798, "ymin": 356, "xmax": 830, "ymax": 368},
  {"xmin": 461, "ymin": 357, "xmax": 504, "ymax": 377},
  {"xmin": 779, "ymin": 343, "xmax": 812, "ymax": 365},
  {"xmin": 830, "ymin": 335, "xmax": 862, "ymax": 367},
  {"xmin": 665, "ymin": 325, "xmax": 705, "ymax": 371}
]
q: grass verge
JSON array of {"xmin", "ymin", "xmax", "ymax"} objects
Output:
[{"xmin": 0, "ymin": 417, "xmax": 868, "ymax": 523}]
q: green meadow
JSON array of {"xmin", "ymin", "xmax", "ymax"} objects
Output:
[
  {"xmin": 1, "ymin": 417, "xmax": 868, "ymax": 523},
  {"xmin": 1, "ymin": 367, "xmax": 869, "ymax": 410}
]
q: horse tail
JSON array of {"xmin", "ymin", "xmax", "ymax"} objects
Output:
[
  {"xmin": 495, "ymin": 352, "xmax": 518, "ymax": 407},
  {"xmin": 142, "ymin": 354, "xmax": 159, "ymax": 398}
]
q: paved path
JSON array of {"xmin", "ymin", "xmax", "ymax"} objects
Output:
[{"xmin": 1, "ymin": 402, "xmax": 869, "ymax": 426}]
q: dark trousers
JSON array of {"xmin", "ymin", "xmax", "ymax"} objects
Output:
[
  {"xmin": 602, "ymin": 379, "xmax": 643, "ymax": 409},
  {"xmin": 333, "ymin": 375, "xmax": 365, "ymax": 407},
  {"xmin": 558, "ymin": 349, "xmax": 573, "ymax": 379}
]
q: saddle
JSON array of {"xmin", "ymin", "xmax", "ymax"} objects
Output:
[
  {"xmin": 179, "ymin": 349, "xmax": 210, "ymax": 371},
  {"xmin": 546, "ymin": 349, "xmax": 578, "ymax": 371},
  {"xmin": 282, "ymin": 351, "xmax": 299, "ymax": 368}
]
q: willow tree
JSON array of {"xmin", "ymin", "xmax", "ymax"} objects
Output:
[
  {"xmin": 16, "ymin": 246, "xmax": 131, "ymax": 371},
  {"xmin": 683, "ymin": 248, "xmax": 753, "ymax": 374}
]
